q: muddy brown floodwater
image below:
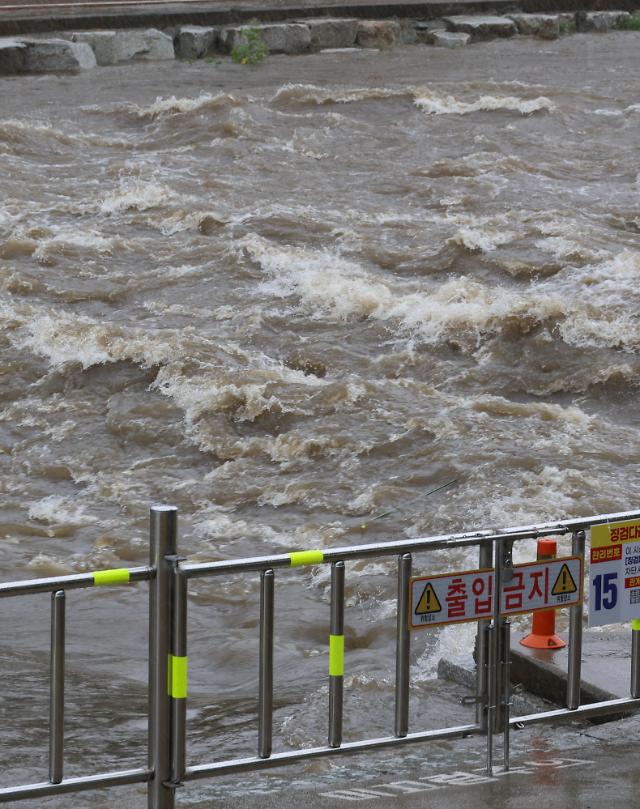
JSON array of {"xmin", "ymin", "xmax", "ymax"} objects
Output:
[{"xmin": 1, "ymin": 32, "xmax": 640, "ymax": 806}]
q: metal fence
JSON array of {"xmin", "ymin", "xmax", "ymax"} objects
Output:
[{"xmin": 2, "ymin": 505, "xmax": 640, "ymax": 807}]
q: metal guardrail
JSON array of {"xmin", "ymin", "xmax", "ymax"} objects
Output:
[{"xmin": 2, "ymin": 505, "xmax": 640, "ymax": 806}]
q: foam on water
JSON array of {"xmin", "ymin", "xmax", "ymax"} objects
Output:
[
  {"xmin": 243, "ymin": 233, "xmax": 568, "ymax": 348},
  {"xmin": 0, "ymin": 118, "xmax": 77, "ymax": 150},
  {"xmin": 99, "ymin": 178, "xmax": 192, "ymax": 215},
  {"xmin": 270, "ymin": 84, "xmax": 555, "ymax": 117},
  {"xmin": 14, "ymin": 309, "xmax": 182, "ymax": 369},
  {"xmin": 28, "ymin": 495, "xmax": 99, "ymax": 527},
  {"xmin": 271, "ymin": 83, "xmax": 416, "ymax": 106},
  {"xmin": 83, "ymin": 92, "xmax": 245, "ymax": 122},
  {"xmin": 414, "ymin": 91, "xmax": 555, "ymax": 116},
  {"xmin": 32, "ymin": 227, "xmax": 118, "ymax": 262}
]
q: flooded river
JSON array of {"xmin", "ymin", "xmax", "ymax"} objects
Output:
[{"xmin": 1, "ymin": 31, "xmax": 640, "ymax": 804}]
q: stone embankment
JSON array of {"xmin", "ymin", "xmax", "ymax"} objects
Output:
[{"xmin": 0, "ymin": 9, "xmax": 637, "ymax": 73}]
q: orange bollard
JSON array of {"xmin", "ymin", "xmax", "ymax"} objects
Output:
[{"xmin": 520, "ymin": 538, "xmax": 566, "ymax": 649}]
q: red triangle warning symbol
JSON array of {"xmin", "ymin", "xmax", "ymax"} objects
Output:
[{"xmin": 415, "ymin": 583, "xmax": 442, "ymax": 615}]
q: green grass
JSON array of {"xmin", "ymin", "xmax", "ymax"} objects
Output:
[
  {"xmin": 231, "ymin": 28, "xmax": 269, "ymax": 65},
  {"xmin": 617, "ymin": 13, "xmax": 640, "ymax": 30}
]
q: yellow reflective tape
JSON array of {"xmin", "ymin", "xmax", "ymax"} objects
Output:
[
  {"xmin": 289, "ymin": 550, "xmax": 324, "ymax": 567},
  {"xmin": 93, "ymin": 568, "xmax": 130, "ymax": 586},
  {"xmin": 168, "ymin": 655, "xmax": 188, "ymax": 699},
  {"xmin": 329, "ymin": 634, "xmax": 344, "ymax": 677},
  {"xmin": 632, "ymin": 619, "xmax": 640, "ymax": 632}
]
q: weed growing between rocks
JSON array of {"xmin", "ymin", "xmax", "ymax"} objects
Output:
[
  {"xmin": 617, "ymin": 13, "xmax": 640, "ymax": 30},
  {"xmin": 231, "ymin": 28, "xmax": 269, "ymax": 65}
]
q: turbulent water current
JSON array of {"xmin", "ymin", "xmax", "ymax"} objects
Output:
[{"xmin": 1, "ymin": 32, "xmax": 640, "ymax": 805}]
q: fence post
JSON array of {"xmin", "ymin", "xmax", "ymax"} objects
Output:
[
  {"xmin": 567, "ymin": 530, "xmax": 585, "ymax": 709},
  {"xmin": 258, "ymin": 569, "xmax": 275, "ymax": 758},
  {"xmin": 394, "ymin": 553, "xmax": 412, "ymax": 738},
  {"xmin": 149, "ymin": 506, "xmax": 178, "ymax": 809},
  {"xmin": 476, "ymin": 542, "xmax": 492, "ymax": 731},
  {"xmin": 171, "ymin": 564, "xmax": 188, "ymax": 783},
  {"xmin": 49, "ymin": 590, "xmax": 65, "ymax": 785},
  {"xmin": 328, "ymin": 561, "xmax": 345, "ymax": 748},
  {"xmin": 486, "ymin": 537, "xmax": 507, "ymax": 775}
]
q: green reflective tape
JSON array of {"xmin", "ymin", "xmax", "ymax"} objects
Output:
[
  {"xmin": 329, "ymin": 634, "xmax": 344, "ymax": 677},
  {"xmin": 289, "ymin": 550, "xmax": 324, "ymax": 567},
  {"xmin": 168, "ymin": 655, "xmax": 188, "ymax": 699},
  {"xmin": 632, "ymin": 619, "xmax": 640, "ymax": 632},
  {"xmin": 93, "ymin": 568, "xmax": 130, "ymax": 587}
]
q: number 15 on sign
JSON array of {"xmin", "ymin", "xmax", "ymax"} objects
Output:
[{"xmin": 589, "ymin": 519, "xmax": 640, "ymax": 627}]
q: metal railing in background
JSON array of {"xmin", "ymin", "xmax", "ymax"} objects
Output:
[{"xmin": 2, "ymin": 505, "xmax": 640, "ymax": 806}]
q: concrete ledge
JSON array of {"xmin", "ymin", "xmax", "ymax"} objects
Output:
[
  {"xmin": 438, "ymin": 626, "xmax": 635, "ymax": 724},
  {"xmin": 510, "ymin": 626, "xmax": 633, "ymax": 710},
  {"xmin": 437, "ymin": 657, "xmax": 555, "ymax": 715},
  {"xmin": 2, "ymin": 0, "xmax": 639, "ymax": 37}
]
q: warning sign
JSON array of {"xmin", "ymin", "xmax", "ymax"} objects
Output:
[
  {"xmin": 410, "ymin": 557, "xmax": 583, "ymax": 630},
  {"xmin": 415, "ymin": 583, "xmax": 442, "ymax": 615},
  {"xmin": 410, "ymin": 569, "xmax": 493, "ymax": 628},
  {"xmin": 589, "ymin": 519, "xmax": 640, "ymax": 628},
  {"xmin": 552, "ymin": 563, "xmax": 577, "ymax": 596}
]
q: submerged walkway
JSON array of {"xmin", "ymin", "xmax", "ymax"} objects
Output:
[{"xmin": 158, "ymin": 713, "xmax": 640, "ymax": 809}]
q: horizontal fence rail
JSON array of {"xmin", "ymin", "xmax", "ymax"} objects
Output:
[{"xmin": 2, "ymin": 506, "xmax": 640, "ymax": 806}]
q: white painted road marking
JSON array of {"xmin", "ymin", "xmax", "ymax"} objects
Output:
[{"xmin": 319, "ymin": 757, "xmax": 593, "ymax": 801}]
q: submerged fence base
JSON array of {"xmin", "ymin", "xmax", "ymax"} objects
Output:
[{"xmin": 2, "ymin": 507, "xmax": 640, "ymax": 805}]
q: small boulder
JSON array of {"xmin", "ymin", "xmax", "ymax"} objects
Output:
[
  {"xmin": 305, "ymin": 18, "xmax": 359, "ymax": 50},
  {"xmin": 414, "ymin": 20, "xmax": 447, "ymax": 44},
  {"xmin": 175, "ymin": 26, "xmax": 217, "ymax": 60},
  {"xmin": 444, "ymin": 15, "xmax": 517, "ymax": 41},
  {"xmin": 428, "ymin": 30, "xmax": 471, "ymax": 48},
  {"xmin": 356, "ymin": 20, "xmax": 401, "ymax": 49},
  {"xmin": 0, "ymin": 38, "xmax": 27, "ymax": 74},
  {"xmin": 126, "ymin": 29, "xmax": 175, "ymax": 61},
  {"xmin": 20, "ymin": 38, "xmax": 96, "ymax": 72}
]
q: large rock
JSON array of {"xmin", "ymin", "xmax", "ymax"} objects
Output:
[
  {"xmin": 71, "ymin": 29, "xmax": 174, "ymax": 65},
  {"xmin": 356, "ymin": 20, "xmax": 401, "ymax": 49},
  {"xmin": 414, "ymin": 20, "xmax": 447, "ymax": 44},
  {"xmin": 175, "ymin": 26, "xmax": 217, "ymax": 60},
  {"xmin": 305, "ymin": 18, "xmax": 358, "ymax": 50},
  {"xmin": 444, "ymin": 15, "xmax": 517, "ymax": 40},
  {"xmin": 219, "ymin": 24, "xmax": 311, "ymax": 55},
  {"xmin": 0, "ymin": 38, "xmax": 27, "ymax": 74},
  {"xmin": 428, "ymin": 30, "xmax": 471, "ymax": 48},
  {"xmin": 509, "ymin": 14, "xmax": 558, "ymax": 39},
  {"xmin": 577, "ymin": 11, "xmax": 630, "ymax": 32},
  {"xmin": 20, "ymin": 38, "xmax": 96, "ymax": 72}
]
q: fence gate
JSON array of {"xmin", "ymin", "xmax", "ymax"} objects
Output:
[{"xmin": 2, "ymin": 505, "xmax": 640, "ymax": 806}]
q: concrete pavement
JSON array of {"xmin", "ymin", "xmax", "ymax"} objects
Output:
[{"xmin": 172, "ymin": 714, "xmax": 640, "ymax": 809}]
